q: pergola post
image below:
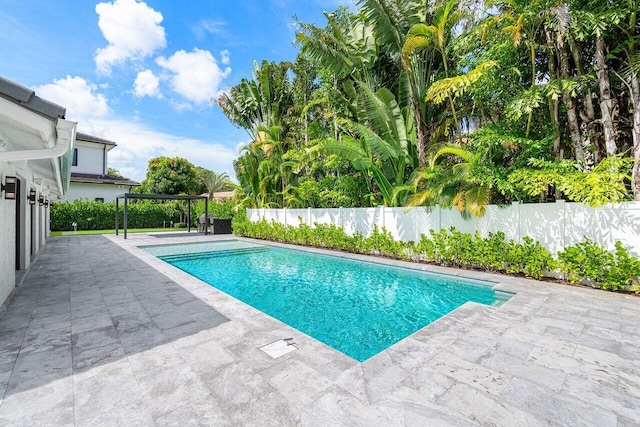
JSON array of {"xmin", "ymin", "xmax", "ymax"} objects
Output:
[
  {"xmin": 114, "ymin": 193, "xmax": 208, "ymax": 238},
  {"xmin": 205, "ymin": 198, "xmax": 209, "ymax": 235},
  {"xmin": 187, "ymin": 200, "xmax": 191, "ymax": 233},
  {"xmin": 124, "ymin": 195, "xmax": 128, "ymax": 239},
  {"xmin": 115, "ymin": 196, "xmax": 119, "ymax": 236}
]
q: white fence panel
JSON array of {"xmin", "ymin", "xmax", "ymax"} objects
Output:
[
  {"xmin": 248, "ymin": 209, "xmax": 262, "ymax": 222},
  {"xmin": 518, "ymin": 202, "xmax": 564, "ymax": 255},
  {"xmin": 247, "ymin": 201, "xmax": 640, "ymax": 256},
  {"xmin": 607, "ymin": 203, "xmax": 640, "ymax": 256},
  {"xmin": 476, "ymin": 204, "xmax": 520, "ymax": 241},
  {"xmin": 265, "ymin": 209, "xmax": 284, "ymax": 224},
  {"xmin": 563, "ymin": 202, "xmax": 640, "ymax": 255},
  {"xmin": 284, "ymin": 209, "xmax": 308, "ymax": 226},
  {"xmin": 344, "ymin": 208, "xmax": 382, "ymax": 237},
  {"xmin": 312, "ymin": 209, "xmax": 341, "ymax": 227},
  {"xmin": 383, "ymin": 207, "xmax": 435, "ymax": 242}
]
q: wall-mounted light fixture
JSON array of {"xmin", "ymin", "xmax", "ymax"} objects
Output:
[
  {"xmin": 1, "ymin": 176, "xmax": 17, "ymax": 200},
  {"xmin": 29, "ymin": 189, "xmax": 37, "ymax": 205},
  {"xmin": 38, "ymin": 195, "xmax": 44, "ymax": 206}
]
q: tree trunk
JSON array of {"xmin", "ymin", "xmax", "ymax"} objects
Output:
[
  {"xmin": 557, "ymin": 33, "xmax": 584, "ymax": 164},
  {"xmin": 569, "ymin": 35, "xmax": 596, "ymax": 164},
  {"xmin": 628, "ymin": 2, "xmax": 640, "ymax": 199},
  {"xmin": 631, "ymin": 75, "xmax": 640, "ymax": 200},
  {"xmin": 412, "ymin": 99, "xmax": 427, "ymax": 168},
  {"xmin": 525, "ymin": 42, "xmax": 536, "ymax": 139},
  {"xmin": 333, "ymin": 76, "xmax": 339, "ymax": 141},
  {"xmin": 595, "ymin": 38, "xmax": 617, "ymax": 157},
  {"xmin": 545, "ymin": 27, "xmax": 562, "ymax": 160}
]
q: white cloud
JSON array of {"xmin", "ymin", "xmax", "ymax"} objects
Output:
[
  {"xmin": 33, "ymin": 76, "xmax": 238, "ymax": 182},
  {"xmin": 94, "ymin": 0, "xmax": 166, "ymax": 74},
  {"xmin": 220, "ymin": 49, "xmax": 230, "ymax": 65},
  {"xmin": 35, "ymin": 76, "xmax": 111, "ymax": 121},
  {"xmin": 133, "ymin": 70, "xmax": 162, "ymax": 98},
  {"xmin": 80, "ymin": 119, "xmax": 238, "ymax": 182},
  {"xmin": 156, "ymin": 48, "xmax": 231, "ymax": 105},
  {"xmin": 192, "ymin": 20, "xmax": 227, "ymax": 39}
]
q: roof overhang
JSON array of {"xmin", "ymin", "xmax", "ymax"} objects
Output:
[{"xmin": 0, "ymin": 95, "xmax": 77, "ymax": 198}]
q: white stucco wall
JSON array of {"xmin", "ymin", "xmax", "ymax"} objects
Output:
[
  {"xmin": 72, "ymin": 144, "xmax": 105, "ymax": 175},
  {"xmin": 65, "ymin": 182, "xmax": 134, "ymax": 203},
  {"xmin": 0, "ymin": 166, "xmax": 51, "ymax": 310},
  {"xmin": 0, "ymin": 179, "xmax": 16, "ymax": 308}
]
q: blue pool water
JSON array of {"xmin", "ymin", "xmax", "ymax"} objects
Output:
[{"xmin": 143, "ymin": 241, "xmax": 511, "ymax": 361}]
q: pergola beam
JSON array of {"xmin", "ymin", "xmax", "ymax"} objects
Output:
[{"xmin": 115, "ymin": 193, "xmax": 209, "ymax": 239}]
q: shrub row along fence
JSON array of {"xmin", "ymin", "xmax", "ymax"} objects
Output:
[
  {"xmin": 233, "ymin": 214, "xmax": 640, "ymax": 292},
  {"xmin": 247, "ymin": 201, "xmax": 640, "ymax": 257}
]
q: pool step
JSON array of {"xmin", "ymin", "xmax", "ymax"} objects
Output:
[{"xmin": 159, "ymin": 246, "xmax": 268, "ymax": 263}]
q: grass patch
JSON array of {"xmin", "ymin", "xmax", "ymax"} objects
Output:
[{"xmin": 51, "ymin": 227, "xmax": 190, "ymax": 236}]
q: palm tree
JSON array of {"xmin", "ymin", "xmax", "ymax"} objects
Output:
[
  {"xmin": 402, "ymin": 0, "xmax": 465, "ymax": 146},
  {"xmin": 217, "ymin": 60, "xmax": 293, "ymax": 141},
  {"xmin": 488, "ymin": 0, "xmax": 551, "ymax": 138},
  {"xmin": 408, "ymin": 145, "xmax": 493, "ymax": 217},
  {"xmin": 200, "ymin": 170, "xmax": 231, "ymax": 200}
]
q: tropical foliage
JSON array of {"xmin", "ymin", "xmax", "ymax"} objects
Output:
[
  {"xmin": 137, "ymin": 156, "xmax": 200, "ymax": 195},
  {"xmin": 218, "ymin": 0, "xmax": 640, "ymax": 214}
]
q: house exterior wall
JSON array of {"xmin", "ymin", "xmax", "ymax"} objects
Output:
[
  {"xmin": 0, "ymin": 166, "xmax": 51, "ymax": 314},
  {"xmin": 66, "ymin": 182, "xmax": 134, "ymax": 203},
  {"xmin": 72, "ymin": 143, "xmax": 106, "ymax": 175},
  {"xmin": 0, "ymin": 175, "xmax": 17, "ymax": 310}
]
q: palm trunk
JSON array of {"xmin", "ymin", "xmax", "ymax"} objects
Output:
[
  {"xmin": 629, "ymin": 3, "xmax": 640, "ymax": 199},
  {"xmin": 525, "ymin": 43, "xmax": 536, "ymax": 138},
  {"xmin": 442, "ymin": 51, "xmax": 463, "ymax": 143},
  {"xmin": 557, "ymin": 33, "xmax": 584, "ymax": 164},
  {"xmin": 333, "ymin": 76, "xmax": 339, "ymax": 140},
  {"xmin": 632, "ymin": 75, "xmax": 640, "ymax": 200},
  {"xmin": 412, "ymin": 99, "xmax": 427, "ymax": 167},
  {"xmin": 595, "ymin": 38, "xmax": 617, "ymax": 156}
]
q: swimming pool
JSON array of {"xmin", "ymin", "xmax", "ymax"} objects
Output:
[{"xmin": 143, "ymin": 240, "xmax": 511, "ymax": 361}]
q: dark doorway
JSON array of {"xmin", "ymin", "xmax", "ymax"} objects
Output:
[
  {"xmin": 15, "ymin": 178, "xmax": 21, "ymax": 270},
  {"xmin": 30, "ymin": 201, "xmax": 35, "ymax": 257}
]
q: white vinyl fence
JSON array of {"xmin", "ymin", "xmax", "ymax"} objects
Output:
[{"xmin": 247, "ymin": 201, "xmax": 640, "ymax": 256}]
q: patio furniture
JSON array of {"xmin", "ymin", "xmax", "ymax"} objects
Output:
[{"xmin": 198, "ymin": 213, "xmax": 214, "ymax": 233}]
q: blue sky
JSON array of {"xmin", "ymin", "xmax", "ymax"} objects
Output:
[{"xmin": 0, "ymin": 0, "xmax": 353, "ymax": 182}]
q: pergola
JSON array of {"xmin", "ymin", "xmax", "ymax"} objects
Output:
[{"xmin": 115, "ymin": 193, "xmax": 208, "ymax": 239}]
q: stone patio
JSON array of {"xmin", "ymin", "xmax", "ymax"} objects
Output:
[{"xmin": 0, "ymin": 233, "xmax": 639, "ymax": 426}]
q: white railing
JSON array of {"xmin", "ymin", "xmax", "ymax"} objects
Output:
[{"xmin": 247, "ymin": 201, "xmax": 640, "ymax": 256}]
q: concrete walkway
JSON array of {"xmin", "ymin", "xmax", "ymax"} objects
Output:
[{"xmin": 0, "ymin": 234, "xmax": 639, "ymax": 426}]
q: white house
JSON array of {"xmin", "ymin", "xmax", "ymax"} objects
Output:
[
  {"xmin": 66, "ymin": 132, "xmax": 139, "ymax": 202},
  {"xmin": 0, "ymin": 76, "xmax": 77, "ymax": 313}
]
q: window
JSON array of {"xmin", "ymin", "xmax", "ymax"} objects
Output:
[
  {"xmin": 95, "ymin": 198, "xmax": 104, "ymax": 203},
  {"xmin": 72, "ymin": 148, "xmax": 78, "ymax": 166}
]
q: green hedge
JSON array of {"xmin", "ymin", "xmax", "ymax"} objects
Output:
[
  {"xmin": 232, "ymin": 213, "xmax": 640, "ymax": 293},
  {"xmin": 51, "ymin": 199, "xmax": 178, "ymax": 231},
  {"xmin": 51, "ymin": 199, "xmax": 235, "ymax": 231}
]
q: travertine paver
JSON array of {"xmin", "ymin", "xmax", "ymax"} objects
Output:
[{"xmin": 0, "ymin": 233, "xmax": 639, "ymax": 426}]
